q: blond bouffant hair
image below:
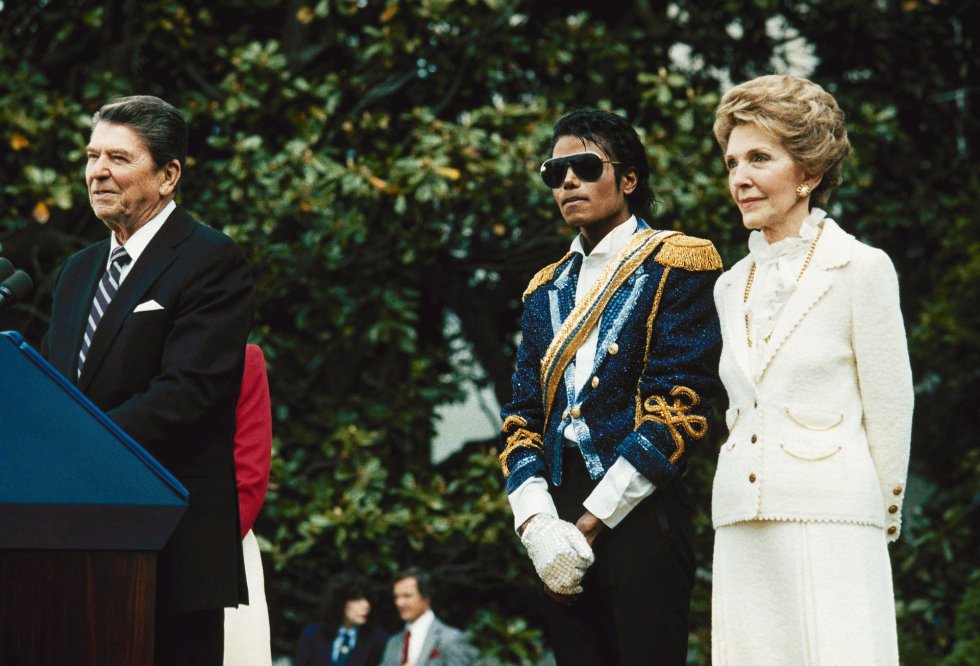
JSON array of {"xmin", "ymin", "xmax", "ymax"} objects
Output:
[{"xmin": 713, "ymin": 75, "xmax": 850, "ymax": 208}]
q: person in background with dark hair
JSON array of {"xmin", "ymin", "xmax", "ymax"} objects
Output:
[
  {"xmin": 296, "ymin": 573, "xmax": 387, "ymax": 666},
  {"xmin": 498, "ymin": 108, "xmax": 722, "ymax": 665},
  {"xmin": 41, "ymin": 95, "xmax": 253, "ymax": 665},
  {"xmin": 380, "ymin": 568, "xmax": 476, "ymax": 666}
]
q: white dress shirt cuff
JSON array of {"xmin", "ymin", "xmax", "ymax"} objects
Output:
[
  {"xmin": 509, "ymin": 476, "xmax": 559, "ymax": 533},
  {"xmin": 583, "ymin": 457, "xmax": 656, "ymax": 528}
]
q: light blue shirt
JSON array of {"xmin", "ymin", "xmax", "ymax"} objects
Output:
[{"xmin": 332, "ymin": 626, "xmax": 358, "ymax": 662}]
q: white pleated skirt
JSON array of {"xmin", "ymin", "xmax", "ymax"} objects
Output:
[
  {"xmin": 712, "ymin": 521, "xmax": 899, "ymax": 666},
  {"xmin": 223, "ymin": 530, "xmax": 272, "ymax": 666}
]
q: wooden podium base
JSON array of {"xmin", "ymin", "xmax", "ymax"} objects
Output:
[{"xmin": 0, "ymin": 550, "xmax": 156, "ymax": 665}]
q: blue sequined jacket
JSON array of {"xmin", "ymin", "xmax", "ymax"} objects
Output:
[{"xmin": 500, "ymin": 219, "xmax": 723, "ymax": 493}]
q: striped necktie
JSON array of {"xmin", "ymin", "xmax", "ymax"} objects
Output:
[{"xmin": 78, "ymin": 246, "xmax": 131, "ymax": 378}]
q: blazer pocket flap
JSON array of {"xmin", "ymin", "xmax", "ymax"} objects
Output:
[
  {"xmin": 779, "ymin": 441, "xmax": 842, "ymax": 461},
  {"xmin": 725, "ymin": 407, "xmax": 740, "ymax": 431},
  {"xmin": 784, "ymin": 406, "xmax": 843, "ymax": 431}
]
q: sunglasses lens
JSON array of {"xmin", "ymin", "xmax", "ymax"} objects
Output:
[
  {"xmin": 540, "ymin": 154, "xmax": 605, "ymax": 188},
  {"xmin": 570, "ymin": 154, "xmax": 604, "ymax": 181},
  {"xmin": 540, "ymin": 160, "xmax": 567, "ymax": 188}
]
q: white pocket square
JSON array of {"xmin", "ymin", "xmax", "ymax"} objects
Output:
[{"xmin": 133, "ymin": 300, "xmax": 164, "ymax": 313}]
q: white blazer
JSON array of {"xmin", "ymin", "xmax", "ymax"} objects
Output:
[{"xmin": 711, "ymin": 219, "xmax": 913, "ymax": 541}]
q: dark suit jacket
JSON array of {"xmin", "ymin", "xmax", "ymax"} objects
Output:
[
  {"xmin": 42, "ymin": 206, "xmax": 254, "ymax": 613},
  {"xmin": 296, "ymin": 624, "xmax": 388, "ymax": 666}
]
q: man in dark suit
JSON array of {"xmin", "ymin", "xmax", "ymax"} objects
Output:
[
  {"xmin": 42, "ymin": 95, "xmax": 254, "ymax": 665},
  {"xmin": 380, "ymin": 569, "xmax": 476, "ymax": 666}
]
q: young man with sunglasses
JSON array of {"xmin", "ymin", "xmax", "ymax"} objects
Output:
[{"xmin": 499, "ymin": 109, "xmax": 722, "ymax": 665}]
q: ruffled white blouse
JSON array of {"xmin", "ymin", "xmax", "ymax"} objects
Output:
[{"xmin": 743, "ymin": 208, "xmax": 828, "ymax": 378}]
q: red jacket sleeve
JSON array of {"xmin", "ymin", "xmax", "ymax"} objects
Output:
[{"xmin": 234, "ymin": 343, "xmax": 272, "ymax": 537}]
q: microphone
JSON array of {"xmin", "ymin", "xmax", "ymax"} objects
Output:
[
  {"xmin": 0, "ymin": 270, "xmax": 33, "ymax": 307},
  {"xmin": 0, "ymin": 258, "xmax": 13, "ymax": 282}
]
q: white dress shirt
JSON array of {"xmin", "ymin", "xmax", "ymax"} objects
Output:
[
  {"xmin": 743, "ymin": 209, "xmax": 826, "ymax": 379},
  {"xmin": 107, "ymin": 199, "xmax": 176, "ymax": 285},
  {"xmin": 509, "ymin": 216, "xmax": 656, "ymax": 531},
  {"xmin": 404, "ymin": 609, "xmax": 435, "ymax": 664}
]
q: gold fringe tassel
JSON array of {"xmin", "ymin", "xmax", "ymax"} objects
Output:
[{"xmin": 654, "ymin": 235, "xmax": 723, "ymax": 272}]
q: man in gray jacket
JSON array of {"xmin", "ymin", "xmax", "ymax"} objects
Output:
[{"xmin": 380, "ymin": 569, "xmax": 476, "ymax": 666}]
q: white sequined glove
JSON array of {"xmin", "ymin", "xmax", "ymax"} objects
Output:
[{"xmin": 520, "ymin": 514, "xmax": 595, "ymax": 594}]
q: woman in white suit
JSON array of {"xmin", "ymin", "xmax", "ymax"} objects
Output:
[{"xmin": 709, "ymin": 75, "xmax": 913, "ymax": 665}]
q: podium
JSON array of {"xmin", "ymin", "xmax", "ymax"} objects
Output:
[{"xmin": 0, "ymin": 331, "xmax": 189, "ymax": 665}]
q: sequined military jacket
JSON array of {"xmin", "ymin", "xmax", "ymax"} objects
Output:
[{"xmin": 499, "ymin": 218, "xmax": 723, "ymax": 493}]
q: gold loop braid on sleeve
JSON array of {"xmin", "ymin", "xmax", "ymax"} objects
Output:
[
  {"xmin": 637, "ymin": 386, "xmax": 708, "ymax": 463},
  {"xmin": 499, "ymin": 415, "xmax": 544, "ymax": 478}
]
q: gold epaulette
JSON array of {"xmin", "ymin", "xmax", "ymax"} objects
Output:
[
  {"xmin": 522, "ymin": 251, "xmax": 575, "ymax": 301},
  {"xmin": 654, "ymin": 235, "xmax": 723, "ymax": 271}
]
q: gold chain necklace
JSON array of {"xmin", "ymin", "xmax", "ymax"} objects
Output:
[{"xmin": 743, "ymin": 223, "xmax": 824, "ymax": 348}]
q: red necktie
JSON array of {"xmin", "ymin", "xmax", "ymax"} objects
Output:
[{"xmin": 401, "ymin": 629, "xmax": 411, "ymax": 664}]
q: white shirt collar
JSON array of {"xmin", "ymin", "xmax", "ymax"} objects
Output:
[
  {"xmin": 407, "ymin": 608, "xmax": 435, "ymax": 635},
  {"xmin": 570, "ymin": 215, "xmax": 637, "ymax": 258},
  {"xmin": 747, "ymin": 208, "xmax": 826, "ymax": 265},
  {"xmin": 108, "ymin": 199, "xmax": 176, "ymax": 268}
]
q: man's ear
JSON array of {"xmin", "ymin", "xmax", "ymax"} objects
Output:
[
  {"xmin": 621, "ymin": 167, "xmax": 638, "ymax": 195},
  {"xmin": 159, "ymin": 159, "xmax": 181, "ymax": 197}
]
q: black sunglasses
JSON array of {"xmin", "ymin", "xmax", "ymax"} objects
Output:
[{"xmin": 539, "ymin": 151, "xmax": 624, "ymax": 188}]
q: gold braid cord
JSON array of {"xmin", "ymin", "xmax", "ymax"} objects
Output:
[
  {"xmin": 522, "ymin": 252, "xmax": 575, "ymax": 302},
  {"xmin": 637, "ymin": 386, "xmax": 707, "ymax": 463},
  {"xmin": 499, "ymin": 415, "xmax": 544, "ymax": 478},
  {"xmin": 539, "ymin": 230, "xmax": 679, "ymax": 432}
]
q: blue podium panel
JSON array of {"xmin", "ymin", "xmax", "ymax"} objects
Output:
[{"xmin": 0, "ymin": 331, "xmax": 188, "ymax": 550}]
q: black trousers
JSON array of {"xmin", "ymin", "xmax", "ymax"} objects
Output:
[
  {"xmin": 543, "ymin": 448, "xmax": 695, "ymax": 666},
  {"xmin": 154, "ymin": 607, "xmax": 224, "ymax": 665}
]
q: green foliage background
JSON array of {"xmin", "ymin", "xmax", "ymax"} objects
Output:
[{"xmin": 1, "ymin": 1, "xmax": 977, "ymax": 663}]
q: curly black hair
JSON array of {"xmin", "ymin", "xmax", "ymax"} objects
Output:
[
  {"xmin": 550, "ymin": 108, "xmax": 656, "ymax": 221},
  {"xmin": 316, "ymin": 572, "xmax": 375, "ymax": 638}
]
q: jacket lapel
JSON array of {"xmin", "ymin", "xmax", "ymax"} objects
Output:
[
  {"xmin": 548, "ymin": 252, "xmax": 580, "ymax": 330},
  {"xmin": 77, "ymin": 208, "xmax": 195, "ymax": 391},
  {"xmin": 719, "ymin": 257, "xmax": 755, "ymax": 384},
  {"xmin": 347, "ymin": 627, "xmax": 373, "ymax": 666},
  {"xmin": 415, "ymin": 619, "xmax": 442, "ymax": 666},
  {"xmin": 755, "ymin": 219, "xmax": 852, "ymax": 380}
]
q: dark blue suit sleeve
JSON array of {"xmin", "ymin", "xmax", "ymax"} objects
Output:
[
  {"xmin": 616, "ymin": 266, "xmax": 721, "ymax": 486},
  {"xmin": 499, "ymin": 293, "xmax": 549, "ymax": 493}
]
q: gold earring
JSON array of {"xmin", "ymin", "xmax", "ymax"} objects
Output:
[{"xmin": 796, "ymin": 183, "xmax": 811, "ymax": 198}]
